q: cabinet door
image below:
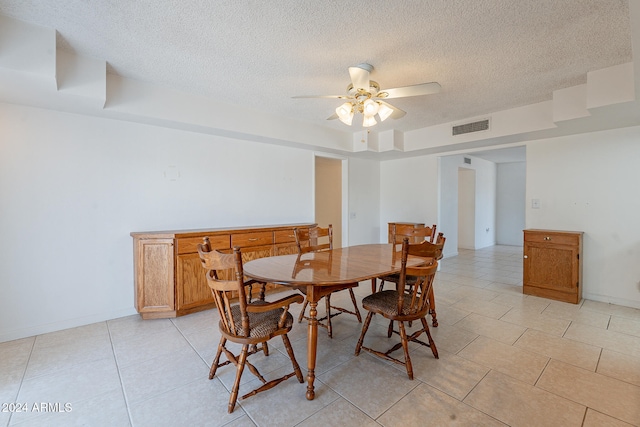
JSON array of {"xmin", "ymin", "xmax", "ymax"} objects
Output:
[
  {"xmin": 524, "ymin": 242, "xmax": 580, "ymax": 301},
  {"xmin": 135, "ymin": 238, "xmax": 175, "ymax": 315},
  {"xmin": 175, "ymin": 235, "xmax": 229, "ymax": 313},
  {"xmin": 176, "ymin": 252, "xmax": 214, "ymax": 312}
]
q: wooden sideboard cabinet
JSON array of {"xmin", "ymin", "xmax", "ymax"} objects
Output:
[
  {"xmin": 131, "ymin": 223, "xmax": 314, "ymax": 319},
  {"xmin": 523, "ymin": 229, "xmax": 583, "ymax": 304}
]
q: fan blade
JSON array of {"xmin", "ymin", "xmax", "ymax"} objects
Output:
[
  {"xmin": 348, "ymin": 66, "xmax": 370, "ymax": 91},
  {"xmin": 379, "ymin": 101, "xmax": 406, "ymax": 119},
  {"xmin": 377, "ymin": 82, "xmax": 441, "ymax": 99},
  {"xmin": 326, "ymin": 113, "xmax": 338, "ymax": 120},
  {"xmin": 292, "ymin": 95, "xmax": 352, "ymax": 99}
]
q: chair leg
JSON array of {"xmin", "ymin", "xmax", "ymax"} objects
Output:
[
  {"xmin": 209, "ymin": 337, "xmax": 227, "ymax": 379},
  {"xmin": 428, "ymin": 287, "xmax": 438, "ymax": 327},
  {"xmin": 325, "ymin": 294, "xmax": 333, "ymax": 338},
  {"xmin": 429, "ymin": 309, "xmax": 438, "ymax": 327},
  {"xmin": 420, "ymin": 317, "xmax": 439, "ymax": 359},
  {"xmin": 371, "ymin": 278, "xmax": 377, "ymax": 294},
  {"xmin": 262, "ymin": 341, "xmax": 269, "ymax": 356},
  {"xmin": 378, "ymin": 280, "xmax": 384, "ymax": 292},
  {"xmin": 387, "ymin": 319, "xmax": 394, "ymax": 338},
  {"xmin": 348, "ymin": 288, "xmax": 362, "ymax": 322},
  {"xmin": 281, "ymin": 333, "xmax": 304, "ymax": 383},
  {"xmin": 355, "ymin": 312, "xmax": 374, "ymax": 355},
  {"xmin": 228, "ymin": 344, "xmax": 249, "ymax": 413},
  {"xmin": 398, "ymin": 322, "xmax": 413, "ymax": 380},
  {"xmin": 298, "ymin": 298, "xmax": 309, "ymax": 323}
]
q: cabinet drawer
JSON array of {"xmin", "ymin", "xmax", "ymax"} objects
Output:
[
  {"xmin": 524, "ymin": 231, "xmax": 580, "ymax": 246},
  {"xmin": 232, "ymin": 231, "xmax": 273, "ymax": 248},
  {"xmin": 274, "ymin": 229, "xmax": 297, "ymax": 244},
  {"xmin": 177, "ymin": 235, "xmax": 230, "ymax": 254}
]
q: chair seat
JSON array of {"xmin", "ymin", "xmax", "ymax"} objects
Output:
[
  {"xmin": 362, "ymin": 290, "xmax": 418, "ymax": 317},
  {"xmin": 227, "ymin": 306, "xmax": 294, "ymax": 338}
]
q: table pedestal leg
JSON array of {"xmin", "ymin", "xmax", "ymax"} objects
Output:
[{"xmin": 306, "ymin": 299, "xmax": 318, "ymax": 400}]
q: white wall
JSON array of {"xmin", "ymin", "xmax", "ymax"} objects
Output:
[
  {"xmin": 4, "ymin": 102, "xmax": 640, "ymax": 342},
  {"xmin": 526, "ymin": 126, "xmax": 640, "ymax": 308},
  {"xmin": 457, "ymin": 168, "xmax": 476, "ymax": 249},
  {"xmin": 439, "ymin": 155, "xmax": 497, "ymax": 255},
  {"xmin": 347, "ymin": 157, "xmax": 381, "ymax": 245},
  {"xmin": 379, "ymin": 155, "xmax": 439, "ymax": 243},
  {"xmin": 496, "ymin": 162, "xmax": 526, "ymax": 245},
  {"xmin": 0, "ymin": 103, "xmax": 379, "ymax": 342}
]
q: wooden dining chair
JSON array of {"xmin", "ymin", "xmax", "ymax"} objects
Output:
[
  {"xmin": 355, "ymin": 238, "xmax": 439, "ymax": 379},
  {"xmin": 377, "ymin": 232, "xmax": 445, "ymax": 327},
  {"xmin": 197, "ymin": 237, "xmax": 304, "ymax": 413},
  {"xmin": 391, "ymin": 223, "xmax": 438, "ymax": 244},
  {"xmin": 293, "ymin": 225, "xmax": 362, "ymax": 338},
  {"xmin": 371, "ymin": 223, "xmax": 437, "ymax": 294}
]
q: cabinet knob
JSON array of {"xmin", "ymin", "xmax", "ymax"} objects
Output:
[
  {"xmin": 544, "ymin": 236, "xmax": 552, "ymax": 241},
  {"xmin": 523, "ymin": 255, "xmax": 528, "ymax": 259}
]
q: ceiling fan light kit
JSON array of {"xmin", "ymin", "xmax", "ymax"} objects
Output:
[
  {"xmin": 362, "ymin": 114, "xmax": 378, "ymax": 127},
  {"xmin": 377, "ymin": 102, "xmax": 394, "ymax": 121},
  {"xmin": 336, "ymin": 102, "xmax": 354, "ymax": 125},
  {"xmin": 294, "ymin": 63, "xmax": 441, "ymax": 128}
]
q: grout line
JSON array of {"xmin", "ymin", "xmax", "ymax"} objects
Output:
[
  {"xmin": 532, "ymin": 355, "xmax": 552, "ymax": 387},
  {"xmin": 6, "ymin": 336, "xmax": 36, "ymax": 427},
  {"xmin": 594, "ymin": 347, "xmax": 604, "ymax": 374},
  {"xmin": 169, "ymin": 317, "xmax": 213, "ymax": 368},
  {"xmin": 460, "ymin": 367, "xmax": 491, "ymax": 401},
  {"xmin": 105, "ymin": 320, "xmax": 134, "ymax": 427},
  {"xmin": 289, "ymin": 391, "xmax": 342, "ymax": 427}
]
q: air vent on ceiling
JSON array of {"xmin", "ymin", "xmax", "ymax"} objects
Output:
[
  {"xmin": 464, "ymin": 157, "xmax": 471, "ymax": 164},
  {"xmin": 452, "ymin": 119, "xmax": 490, "ymax": 136}
]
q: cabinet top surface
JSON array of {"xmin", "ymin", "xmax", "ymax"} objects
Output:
[
  {"xmin": 524, "ymin": 229, "xmax": 583, "ymax": 235},
  {"xmin": 131, "ymin": 223, "xmax": 315, "ymax": 239}
]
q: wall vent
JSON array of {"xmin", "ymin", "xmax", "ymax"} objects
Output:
[
  {"xmin": 452, "ymin": 119, "xmax": 490, "ymax": 136},
  {"xmin": 464, "ymin": 157, "xmax": 471, "ymax": 164}
]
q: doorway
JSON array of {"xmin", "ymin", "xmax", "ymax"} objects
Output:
[
  {"xmin": 315, "ymin": 156, "xmax": 344, "ymax": 247},
  {"xmin": 458, "ymin": 167, "xmax": 476, "ymax": 250}
]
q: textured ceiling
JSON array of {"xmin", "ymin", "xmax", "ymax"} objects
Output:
[{"xmin": 0, "ymin": 0, "xmax": 632, "ymax": 134}]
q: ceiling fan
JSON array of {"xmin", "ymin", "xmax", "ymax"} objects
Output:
[{"xmin": 293, "ymin": 63, "xmax": 441, "ymax": 127}]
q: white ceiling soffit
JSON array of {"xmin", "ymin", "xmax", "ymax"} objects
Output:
[
  {"xmin": 0, "ymin": 1, "xmax": 638, "ymax": 159},
  {"xmin": 463, "ymin": 146, "xmax": 526, "ymax": 163}
]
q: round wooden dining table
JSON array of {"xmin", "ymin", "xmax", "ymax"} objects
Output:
[{"xmin": 243, "ymin": 243, "xmax": 425, "ymax": 400}]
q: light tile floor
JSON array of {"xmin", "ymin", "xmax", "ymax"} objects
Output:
[{"xmin": 2, "ymin": 245, "xmax": 640, "ymax": 426}]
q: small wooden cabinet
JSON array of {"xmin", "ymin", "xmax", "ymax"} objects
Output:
[
  {"xmin": 523, "ymin": 229, "xmax": 583, "ymax": 304},
  {"xmin": 132, "ymin": 223, "xmax": 314, "ymax": 319}
]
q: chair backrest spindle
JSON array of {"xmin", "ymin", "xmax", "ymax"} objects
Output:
[
  {"xmin": 294, "ymin": 225, "xmax": 333, "ymax": 254},
  {"xmin": 197, "ymin": 241, "xmax": 251, "ymax": 337},
  {"xmin": 397, "ymin": 237, "xmax": 439, "ymax": 317}
]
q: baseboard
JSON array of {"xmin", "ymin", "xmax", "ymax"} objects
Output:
[
  {"xmin": 0, "ymin": 307, "xmax": 139, "ymax": 343},
  {"xmin": 582, "ymin": 293, "xmax": 640, "ymax": 310}
]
